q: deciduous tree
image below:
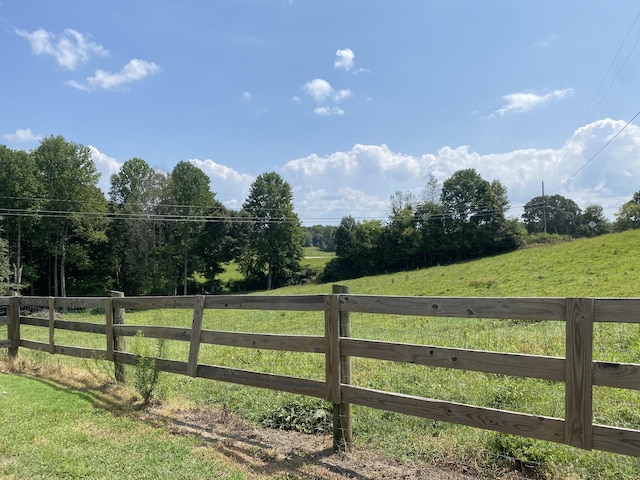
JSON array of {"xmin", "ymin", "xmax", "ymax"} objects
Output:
[{"xmin": 239, "ymin": 172, "xmax": 303, "ymax": 290}]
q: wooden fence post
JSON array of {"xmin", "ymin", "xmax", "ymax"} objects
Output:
[
  {"xmin": 565, "ymin": 298, "xmax": 594, "ymax": 450},
  {"xmin": 110, "ymin": 291, "xmax": 126, "ymax": 383},
  {"xmin": 187, "ymin": 295, "xmax": 205, "ymax": 377},
  {"xmin": 48, "ymin": 297, "xmax": 56, "ymax": 354},
  {"xmin": 7, "ymin": 295, "xmax": 20, "ymax": 358},
  {"xmin": 332, "ymin": 284, "xmax": 353, "ymax": 451}
]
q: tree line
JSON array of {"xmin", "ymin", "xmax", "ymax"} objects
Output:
[
  {"xmin": 1, "ymin": 135, "xmax": 640, "ymax": 295},
  {"xmin": 0, "ymin": 136, "xmax": 302, "ymax": 296}
]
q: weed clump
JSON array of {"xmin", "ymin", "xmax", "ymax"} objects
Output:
[
  {"xmin": 131, "ymin": 331, "xmax": 165, "ymax": 406},
  {"xmin": 259, "ymin": 398, "xmax": 332, "ymax": 434}
]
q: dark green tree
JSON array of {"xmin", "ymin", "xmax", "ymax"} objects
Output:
[
  {"xmin": 109, "ymin": 158, "xmax": 167, "ymax": 295},
  {"xmin": 32, "ymin": 135, "xmax": 108, "ymax": 297},
  {"xmin": 385, "ymin": 191, "xmax": 419, "ymax": 270},
  {"xmin": 239, "ymin": 172, "xmax": 303, "ymax": 290},
  {"xmin": 440, "ymin": 169, "xmax": 514, "ymax": 259},
  {"xmin": 614, "ymin": 192, "xmax": 640, "ymax": 232},
  {"xmin": 0, "ymin": 145, "xmax": 42, "ymax": 290},
  {"xmin": 577, "ymin": 204, "xmax": 611, "ymax": 237},
  {"xmin": 163, "ymin": 161, "xmax": 217, "ymax": 295},
  {"xmin": 522, "ymin": 194, "xmax": 581, "ymax": 236}
]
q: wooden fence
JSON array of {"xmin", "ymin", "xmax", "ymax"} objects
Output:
[{"xmin": 1, "ymin": 290, "xmax": 640, "ymax": 456}]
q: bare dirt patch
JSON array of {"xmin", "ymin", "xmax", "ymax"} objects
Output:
[{"xmin": 144, "ymin": 404, "xmax": 511, "ymax": 480}]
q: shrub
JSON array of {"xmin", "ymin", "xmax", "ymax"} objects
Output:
[
  {"xmin": 259, "ymin": 398, "xmax": 333, "ymax": 434},
  {"xmin": 131, "ymin": 331, "xmax": 165, "ymax": 406}
]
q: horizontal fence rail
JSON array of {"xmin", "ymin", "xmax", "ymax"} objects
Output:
[{"xmin": 2, "ymin": 292, "xmax": 640, "ymax": 457}]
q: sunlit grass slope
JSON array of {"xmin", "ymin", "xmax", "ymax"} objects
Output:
[{"xmin": 275, "ymin": 229, "xmax": 640, "ymax": 297}]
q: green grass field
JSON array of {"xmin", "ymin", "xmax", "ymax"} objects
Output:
[
  {"xmin": 6, "ymin": 230, "xmax": 640, "ymax": 479},
  {"xmin": 0, "ymin": 371, "xmax": 251, "ymax": 479}
]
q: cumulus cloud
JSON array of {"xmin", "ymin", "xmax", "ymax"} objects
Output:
[
  {"xmin": 2, "ymin": 128, "xmax": 42, "ymax": 143},
  {"xmin": 281, "ymin": 119, "xmax": 640, "ymax": 223},
  {"xmin": 89, "ymin": 146, "xmax": 122, "ymax": 193},
  {"xmin": 91, "ymin": 119, "xmax": 640, "ymax": 225},
  {"xmin": 303, "ymin": 78, "xmax": 351, "ymax": 103},
  {"xmin": 15, "ymin": 28, "xmax": 108, "ymax": 70},
  {"xmin": 494, "ymin": 88, "xmax": 574, "ymax": 116},
  {"xmin": 334, "ymin": 48, "xmax": 355, "ymax": 71},
  {"xmin": 67, "ymin": 59, "xmax": 160, "ymax": 91},
  {"xmin": 188, "ymin": 159, "xmax": 254, "ymax": 210}
]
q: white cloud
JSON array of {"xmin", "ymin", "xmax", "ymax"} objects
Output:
[
  {"xmin": 495, "ymin": 88, "xmax": 574, "ymax": 116},
  {"xmin": 303, "ymin": 78, "xmax": 351, "ymax": 103},
  {"xmin": 2, "ymin": 128, "xmax": 42, "ymax": 143},
  {"xmin": 15, "ymin": 28, "xmax": 108, "ymax": 70},
  {"xmin": 334, "ymin": 48, "xmax": 355, "ymax": 71},
  {"xmin": 303, "ymin": 78, "xmax": 334, "ymax": 102},
  {"xmin": 243, "ymin": 91, "xmax": 252, "ymax": 100},
  {"xmin": 313, "ymin": 106, "xmax": 344, "ymax": 116},
  {"xmin": 188, "ymin": 159, "xmax": 254, "ymax": 210},
  {"xmin": 92, "ymin": 119, "xmax": 640, "ymax": 226},
  {"xmin": 281, "ymin": 119, "xmax": 640, "ymax": 223},
  {"xmin": 89, "ymin": 146, "xmax": 122, "ymax": 193},
  {"xmin": 67, "ymin": 59, "xmax": 160, "ymax": 91}
]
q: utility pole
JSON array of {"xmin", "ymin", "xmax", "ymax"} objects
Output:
[{"xmin": 542, "ymin": 181, "xmax": 547, "ymax": 235}]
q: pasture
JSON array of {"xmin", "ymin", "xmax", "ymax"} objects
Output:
[{"xmin": 3, "ymin": 230, "xmax": 640, "ymax": 479}]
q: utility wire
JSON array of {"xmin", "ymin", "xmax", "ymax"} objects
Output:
[
  {"xmin": 551, "ymin": 110, "xmax": 640, "ymax": 195},
  {"xmin": 577, "ymin": 7, "xmax": 640, "ymax": 127}
]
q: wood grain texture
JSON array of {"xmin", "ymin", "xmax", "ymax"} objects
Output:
[
  {"xmin": 0, "ymin": 297, "xmax": 10, "ymax": 306},
  {"xmin": 114, "ymin": 352, "xmax": 189, "ymax": 375},
  {"xmin": 592, "ymin": 424, "xmax": 640, "ymax": 457},
  {"xmin": 114, "ymin": 325, "xmax": 192, "ymax": 341},
  {"xmin": 197, "ymin": 364, "xmax": 326, "ymax": 398},
  {"xmin": 18, "ymin": 297, "xmax": 50, "ymax": 307},
  {"xmin": 341, "ymin": 338, "xmax": 566, "ymax": 381},
  {"xmin": 200, "ymin": 330, "xmax": 325, "ymax": 353},
  {"xmin": 594, "ymin": 298, "xmax": 640, "ymax": 323},
  {"xmin": 54, "ymin": 297, "xmax": 111, "ymax": 309},
  {"xmin": 105, "ymin": 298, "xmax": 114, "ymax": 361},
  {"xmin": 53, "ymin": 320, "xmax": 107, "ymax": 335},
  {"xmin": 19, "ymin": 316, "xmax": 48, "ymax": 327},
  {"xmin": 187, "ymin": 295, "xmax": 205, "ymax": 377},
  {"xmin": 592, "ymin": 361, "xmax": 640, "ymax": 390},
  {"xmin": 342, "ymin": 385, "xmax": 565, "ymax": 443},
  {"xmin": 339, "ymin": 295, "xmax": 567, "ymax": 320},
  {"xmin": 204, "ymin": 295, "xmax": 325, "ymax": 311},
  {"xmin": 325, "ymin": 293, "xmax": 341, "ymax": 404},
  {"xmin": 48, "ymin": 297, "xmax": 55, "ymax": 354},
  {"xmin": 565, "ymin": 298, "xmax": 594, "ymax": 450},
  {"xmin": 112, "ymin": 296, "xmax": 195, "ymax": 309}
]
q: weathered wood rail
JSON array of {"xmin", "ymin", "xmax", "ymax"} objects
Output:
[{"xmin": 2, "ymin": 292, "xmax": 640, "ymax": 456}]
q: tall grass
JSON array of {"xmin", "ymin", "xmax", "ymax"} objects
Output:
[{"xmin": 11, "ymin": 230, "xmax": 640, "ymax": 479}]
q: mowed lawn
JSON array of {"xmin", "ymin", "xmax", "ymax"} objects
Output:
[{"xmin": 0, "ymin": 372, "xmax": 250, "ymax": 480}]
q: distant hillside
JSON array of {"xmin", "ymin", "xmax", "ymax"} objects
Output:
[{"xmin": 275, "ymin": 229, "xmax": 640, "ymax": 298}]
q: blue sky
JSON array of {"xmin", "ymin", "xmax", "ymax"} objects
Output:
[{"xmin": 2, "ymin": 0, "xmax": 640, "ymax": 224}]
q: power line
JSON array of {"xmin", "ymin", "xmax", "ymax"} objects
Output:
[
  {"xmin": 577, "ymin": 6, "xmax": 640, "ymax": 127},
  {"xmin": 551, "ymin": 110, "xmax": 640, "ymax": 195}
]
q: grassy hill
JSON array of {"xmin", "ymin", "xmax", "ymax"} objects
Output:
[
  {"xmin": 6, "ymin": 230, "xmax": 640, "ymax": 479},
  {"xmin": 275, "ymin": 229, "xmax": 640, "ymax": 298}
]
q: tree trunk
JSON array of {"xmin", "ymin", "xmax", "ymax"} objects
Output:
[
  {"xmin": 183, "ymin": 251, "xmax": 188, "ymax": 295},
  {"xmin": 267, "ymin": 262, "xmax": 273, "ymax": 290},
  {"xmin": 16, "ymin": 217, "xmax": 21, "ymax": 273},
  {"xmin": 60, "ymin": 238, "xmax": 67, "ymax": 298},
  {"xmin": 53, "ymin": 253, "xmax": 59, "ymax": 297}
]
